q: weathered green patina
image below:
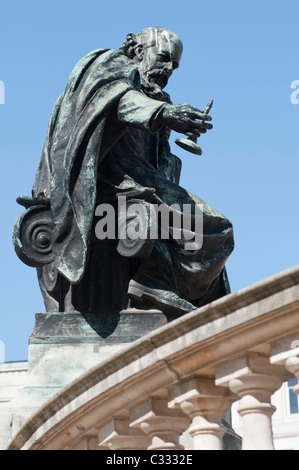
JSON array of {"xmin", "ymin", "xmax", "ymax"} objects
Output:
[{"xmin": 14, "ymin": 27, "xmax": 234, "ymax": 321}]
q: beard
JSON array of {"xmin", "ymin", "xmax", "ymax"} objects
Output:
[
  {"xmin": 140, "ymin": 69, "xmax": 170, "ymax": 101},
  {"xmin": 147, "ymin": 69, "xmax": 169, "ymax": 88}
]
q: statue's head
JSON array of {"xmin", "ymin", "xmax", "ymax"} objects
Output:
[{"xmin": 121, "ymin": 27, "xmax": 183, "ymax": 90}]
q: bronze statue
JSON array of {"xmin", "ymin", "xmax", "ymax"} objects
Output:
[{"xmin": 13, "ymin": 27, "xmax": 234, "ymax": 322}]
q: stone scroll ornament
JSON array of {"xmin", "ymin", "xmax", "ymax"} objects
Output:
[
  {"xmin": 13, "ymin": 27, "xmax": 234, "ymax": 319},
  {"xmin": 13, "ymin": 197, "xmax": 60, "ymax": 299},
  {"xmin": 13, "ymin": 197, "xmax": 154, "ymax": 266},
  {"xmin": 13, "ymin": 197, "xmax": 54, "ymax": 268}
]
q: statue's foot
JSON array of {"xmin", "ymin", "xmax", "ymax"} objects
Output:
[{"xmin": 128, "ymin": 279, "xmax": 197, "ymax": 320}]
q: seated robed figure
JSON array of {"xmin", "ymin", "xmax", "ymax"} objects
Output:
[{"xmin": 15, "ymin": 27, "xmax": 234, "ymax": 320}]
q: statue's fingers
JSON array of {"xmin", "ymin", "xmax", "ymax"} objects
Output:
[
  {"xmin": 192, "ymin": 120, "xmax": 213, "ymax": 130},
  {"xmin": 186, "ymin": 106, "xmax": 212, "ymax": 121},
  {"xmin": 188, "ymin": 106, "xmax": 205, "ymax": 114},
  {"xmin": 186, "ymin": 124, "xmax": 206, "ymax": 136},
  {"xmin": 193, "ymin": 111, "xmax": 212, "ymax": 121},
  {"xmin": 185, "ymin": 130, "xmax": 202, "ymax": 138}
]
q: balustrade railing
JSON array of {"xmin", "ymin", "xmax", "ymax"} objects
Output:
[{"xmin": 6, "ymin": 266, "xmax": 299, "ymax": 451}]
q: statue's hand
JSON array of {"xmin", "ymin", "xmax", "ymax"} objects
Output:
[{"xmin": 162, "ymin": 103, "xmax": 212, "ymax": 136}]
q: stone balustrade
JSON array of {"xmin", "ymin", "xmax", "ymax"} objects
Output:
[{"xmin": 6, "ymin": 266, "xmax": 299, "ymax": 451}]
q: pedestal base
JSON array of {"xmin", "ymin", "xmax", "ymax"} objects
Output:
[
  {"xmin": 9, "ymin": 309, "xmax": 167, "ymax": 439},
  {"xmin": 29, "ymin": 309, "xmax": 167, "ymax": 345}
]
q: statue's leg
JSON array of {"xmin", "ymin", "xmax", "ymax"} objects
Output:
[{"xmin": 127, "ymin": 193, "xmax": 234, "ymax": 319}]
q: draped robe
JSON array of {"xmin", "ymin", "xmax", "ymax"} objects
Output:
[{"xmin": 32, "ymin": 48, "xmax": 234, "ymax": 310}]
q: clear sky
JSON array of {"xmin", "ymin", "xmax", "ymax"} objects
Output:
[{"xmin": 0, "ymin": 0, "xmax": 298, "ymax": 362}]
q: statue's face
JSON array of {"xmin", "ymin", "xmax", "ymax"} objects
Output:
[{"xmin": 137, "ymin": 30, "xmax": 183, "ymax": 89}]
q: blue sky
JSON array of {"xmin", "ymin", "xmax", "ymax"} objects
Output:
[{"xmin": 0, "ymin": 0, "xmax": 298, "ymax": 361}]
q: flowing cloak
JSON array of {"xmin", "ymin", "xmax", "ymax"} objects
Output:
[
  {"xmin": 32, "ymin": 49, "xmax": 146, "ymax": 283},
  {"xmin": 32, "ymin": 48, "xmax": 234, "ymax": 307}
]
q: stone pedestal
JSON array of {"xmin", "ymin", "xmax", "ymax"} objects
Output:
[{"xmin": 9, "ymin": 308, "xmax": 167, "ymax": 438}]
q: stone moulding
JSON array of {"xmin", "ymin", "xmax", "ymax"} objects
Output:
[{"xmin": 7, "ymin": 265, "xmax": 299, "ymax": 450}]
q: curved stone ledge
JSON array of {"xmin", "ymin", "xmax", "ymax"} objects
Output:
[{"xmin": 7, "ymin": 265, "xmax": 299, "ymax": 450}]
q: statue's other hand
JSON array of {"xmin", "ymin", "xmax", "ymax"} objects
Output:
[{"xmin": 162, "ymin": 103, "xmax": 213, "ymax": 137}]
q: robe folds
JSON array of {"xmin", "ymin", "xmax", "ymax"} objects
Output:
[
  {"xmin": 32, "ymin": 48, "xmax": 234, "ymax": 308},
  {"xmin": 33, "ymin": 49, "xmax": 142, "ymax": 283}
]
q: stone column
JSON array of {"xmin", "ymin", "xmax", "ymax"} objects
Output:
[
  {"xmin": 229, "ymin": 375, "xmax": 280, "ymax": 450},
  {"xmin": 98, "ymin": 415, "xmax": 150, "ymax": 450},
  {"xmin": 216, "ymin": 352, "xmax": 289, "ymax": 450},
  {"xmin": 130, "ymin": 397, "xmax": 190, "ymax": 450},
  {"xmin": 168, "ymin": 376, "xmax": 236, "ymax": 450}
]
